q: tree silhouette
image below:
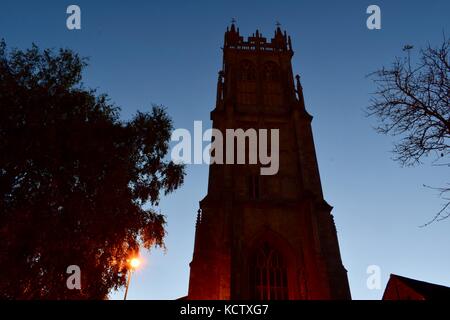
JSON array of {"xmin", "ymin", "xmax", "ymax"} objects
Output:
[
  {"xmin": 368, "ymin": 36, "xmax": 450, "ymax": 224},
  {"xmin": 0, "ymin": 41, "xmax": 185, "ymax": 299}
]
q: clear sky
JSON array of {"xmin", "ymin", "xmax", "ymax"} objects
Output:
[{"xmin": 1, "ymin": 0, "xmax": 449, "ymax": 300}]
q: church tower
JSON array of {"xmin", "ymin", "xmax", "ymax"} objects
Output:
[{"xmin": 187, "ymin": 24, "xmax": 351, "ymax": 300}]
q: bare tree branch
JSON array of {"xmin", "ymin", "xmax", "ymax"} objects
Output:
[{"xmin": 367, "ymin": 36, "xmax": 450, "ymax": 224}]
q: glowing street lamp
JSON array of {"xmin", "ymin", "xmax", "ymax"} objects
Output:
[
  {"xmin": 130, "ymin": 258, "xmax": 140, "ymax": 269},
  {"xmin": 123, "ymin": 257, "xmax": 141, "ymax": 300}
]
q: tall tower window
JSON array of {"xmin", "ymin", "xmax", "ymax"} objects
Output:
[
  {"xmin": 251, "ymin": 242, "xmax": 288, "ymax": 300},
  {"xmin": 238, "ymin": 60, "xmax": 257, "ymax": 106},
  {"xmin": 239, "ymin": 60, "xmax": 256, "ymax": 81},
  {"xmin": 263, "ymin": 61, "xmax": 279, "ymax": 82},
  {"xmin": 262, "ymin": 62, "xmax": 282, "ymax": 107}
]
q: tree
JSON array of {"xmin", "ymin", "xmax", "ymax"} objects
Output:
[
  {"xmin": 367, "ymin": 35, "xmax": 450, "ymax": 224},
  {"xmin": 0, "ymin": 41, "xmax": 185, "ymax": 299}
]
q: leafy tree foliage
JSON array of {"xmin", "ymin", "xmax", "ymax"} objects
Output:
[{"xmin": 0, "ymin": 41, "xmax": 185, "ymax": 299}]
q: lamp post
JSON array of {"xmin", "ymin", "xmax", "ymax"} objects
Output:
[{"xmin": 123, "ymin": 257, "xmax": 141, "ymax": 300}]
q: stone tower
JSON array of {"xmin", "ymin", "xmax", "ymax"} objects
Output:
[{"xmin": 187, "ymin": 23, "xmax": 351, "ymax": 300}]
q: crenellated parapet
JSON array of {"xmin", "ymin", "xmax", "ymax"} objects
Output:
[{"xmin": 224, "ymin": 23, "xmax": 293, "ymax": 53}]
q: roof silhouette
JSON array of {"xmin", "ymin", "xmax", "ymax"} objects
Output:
[{"xmin": 384, "ymin": 274, "xmax": 450, "ymax": 300}]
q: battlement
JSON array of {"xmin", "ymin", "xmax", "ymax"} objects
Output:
[{"xmin": 224, "ymin": 23, "xmax": 293, "ymax": 53}]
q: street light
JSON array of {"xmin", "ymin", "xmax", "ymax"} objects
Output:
[
  {"xmin": 123, "ymin": 257, "xmax": 141, "ymax": 300},
  {"xmin": 130, "ymin": 258, "xmax": 140, "ymax": 269}
]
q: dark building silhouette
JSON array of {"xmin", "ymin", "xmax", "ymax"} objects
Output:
[
  {"xmin": 187, "ymin": 24, "xmax": 351, "ymax": 300},
  {"xmin": 383, "ymin": 274, "xmax": 450, "ymax": 300}
]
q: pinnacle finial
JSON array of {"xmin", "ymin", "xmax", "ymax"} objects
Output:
[
  {"xmin": 275, "ymin": 21, "xmax": 283, "ymax": 37},
  {"xmin": 230, "ymin": 18, "xmax": 237, "ymax": 32}
]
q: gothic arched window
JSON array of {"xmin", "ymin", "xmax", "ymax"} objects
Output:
[
  {"xmin": 238, "ymin": 60, "xmax": 257, "ymax": 106},
  {"xmin": 239, "ymin": 60, "xmax": 256, "ymax": 81},
  {"xmin": 262, "ymin": 61, "xmax": 282, "ymax": 107},
  {"xmin": 250, "ymin": 242, "xmax": 288, "ymax": 300},
  {"xmin": 263, "ymin": 62, "xmax": 279, "ymax": 82}
]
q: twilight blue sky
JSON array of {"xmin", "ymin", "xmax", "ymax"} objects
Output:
[{"xmin": 1, "ymin": 0, "xmax": 449, "ymax": 300}]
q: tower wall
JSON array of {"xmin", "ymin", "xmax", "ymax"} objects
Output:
[{"xmin": 188, "ymin": 24, "xmax": 351, "ymax": 300}]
